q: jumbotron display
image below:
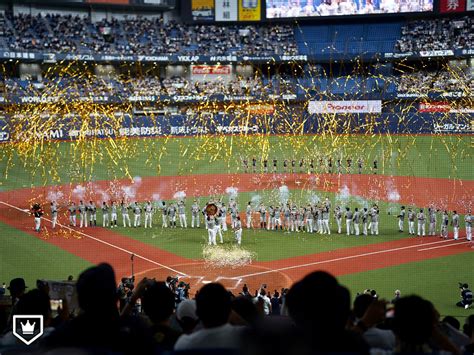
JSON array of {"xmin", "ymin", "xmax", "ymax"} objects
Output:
[{"xmin": 265, "ymin": 0, "xmax": 433, "ymax": 17}]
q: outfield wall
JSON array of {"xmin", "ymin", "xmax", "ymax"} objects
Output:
[{"xmin": 0, "ymin": 112, "xmax": 472, "ymax": 143}]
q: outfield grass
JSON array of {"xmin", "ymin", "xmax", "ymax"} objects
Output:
[
  {"xmin": 338, "ymin": 251, "xmax": 474, "ymax": 319},
  {"xmin": 0, "ymin": 135, "xmax": 471, "ymax": 191},
  {"xmin": 0, "ymin": 221, "xmax": 92, "ymax": 288}
]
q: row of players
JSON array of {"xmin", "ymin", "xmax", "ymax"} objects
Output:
[
  {"xmin": 45, "ymin": 200, "xmax": 472, "ymax": 241},
  {"xmin": 242, "ymin": 157, "xmax": 379, "ymax": 174}
]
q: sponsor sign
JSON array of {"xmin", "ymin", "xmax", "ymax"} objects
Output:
[
  {"xmin": 191, "ymin": 65, "xmax": 232, "ymax": 75},
  {"xmin": 439, "ymin": 0, "xmax": 466, "ymax": 12},
  {"xmin": 245, "ymin": 104, "xmax": 274, "ymax": 114},
  {"xmin": 419, "ymin": 50, "xmax": 454, "ymax": 57},
  {"xmin": 419, "ymin": 102, "xmax": 451, "ymax": 112},
  {"xmin": 468, "ymin": 0, "xmax": 474, "ymax": 10},
  {"xmin": 239, "ymin": 0, "xmax": 261, "ymax": 21},
  {"xmin": 308, "ymin": 100, "xmax": 382, "ymax": 114},
  {"xmin": 215, "ymin": 0, "xmax": 238, "ymax": 21},
  {"xmin": 192, "ymin": 0, "xmax": 215, "ymax": 21}
]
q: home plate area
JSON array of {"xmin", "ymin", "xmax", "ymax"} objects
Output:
[{"xmin": 136, "ymin": 262, "xmax": 293, "ymax": 295}]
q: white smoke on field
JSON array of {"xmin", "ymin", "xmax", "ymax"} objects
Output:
[
  {"xmin": 97, "ymin": 189, "xmax": 110, "ymax": 202},
  {"xmin": 308, "ymin": 192, "xmax": 320, "ymax": 205},
  {"xmin": 47, "ymin": 190, "xmax": 64, "ymax": 202},
  {"xmin": 251, "ymin": 194, "xmax": 261, "ymax": 206},
  {"xmin": 278, "ymin": 185, "xmax": 290, "ymax": 204},
  {"xmin": 173, "ymin": 191, "xmax": 186, "ymax": 201},
  {"xmin": 152, "ymin": 193, "xmax": 161, "ymax": 202},
  {"xmin": 335, "ymin": 185, "xmax": 351, "ymax": 205},
  {"xmin": 121, "ymin": 186, "xmax": 137, "ymax": 201},
  {"xmin": 133, "ymin": 176, "xmax": 142, "ymax": 185},
  {"xmin": 72, "ymin": 185, "xmax": 86, "ymax": 199},
  {"xmin": 225, "ymin": 187, "xmax": 239, "ymax": 199},
  {"xmin": 388, "ymin": 190, "xmax": 400, "ymax": 202}
]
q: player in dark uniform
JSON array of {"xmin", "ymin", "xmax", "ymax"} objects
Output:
[
  {"xmin": 263, "ymin": 159, "xmax": 268, "ymax": 173},
  {"xmin": 347, "ymin": 158, "xmax": 352, "ymax": 174},
  {"xmin": 242, "ymin": 158, "xmax": 248, "ymax": 173},
  {"xmin": 273, "ymin": 158, "xmax": 277, "ymax": 173},
  {"xmin": 31, "ymin": 203, "xmax": 44, "ymax": 232},
  {"xmin": 252, "ymin": 157, "xmax": 257, "ymax": 173},
  {"xmin": 309, "ymin": 159, "xmax": 314, "ymax": 174},
  {"xmin": 291, "ymin": 159, "xmax": 296, "ymax": 173},
  {"xmin": 328, "ymin": 158, "xmax": 333, "ymax": 174},
  {"xmin": 283, "ymin": 159, "xmax": 288, "ymax": 173},
  {"xmin": 299, "ymin": 159, "xmax": 304, "ymax": 173},
  {"xmin": 373, "ymin": 159, "xmax": 378, "ymax": 174},
  {"xmin": 358, "ymin": 158, "xmax": 363, "ymax": 174}
]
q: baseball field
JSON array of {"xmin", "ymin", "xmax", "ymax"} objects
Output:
[{"xmin": 0, "ymin": 134, "xmax": 473, "ymax": 318}]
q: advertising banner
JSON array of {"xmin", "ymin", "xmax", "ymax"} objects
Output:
[
  {"xmin": 419, "ymin": 102, "xmax": 451, "ymax": 112},
  {"xmin": 439, "ymin": 0, "xmax": 466, "ymax": 12},
  {"xmin": 239, "ymin": 0, "xmax": 261, "ymax": 21},
  {"xmin": 215, "ymin": 0, "xmax": 238, "ymax": 21},
  {"xmin": 308, "ymin": 100, "xmax": 382, "ymax": 114},
  {"xmin": 192, "ymin": 0, "xmax": 215, "ymax": 21}
]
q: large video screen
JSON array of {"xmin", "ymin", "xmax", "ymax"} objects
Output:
[{"xmin": 265, "ymin": 0, "xmax": 433, "ymax": 18}]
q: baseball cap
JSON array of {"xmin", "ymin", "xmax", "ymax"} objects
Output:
[
  {"xmin": 177, "ymin": 299, "xmax": 198, "ymax": 321},
  {"xmin": 7, "ymin": 278, "xmax": 27, "ymax": 292}
]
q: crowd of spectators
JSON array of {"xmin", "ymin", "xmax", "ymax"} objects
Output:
[
  {"xmin": 396, "ymin": 16, "xmax": 474, "ymax": 53},
  {"xmin": 1, "ymin": 75, "xmax": 293, "ymax": 98},
  {"xmin": 0, "ymin": 264, "xmax": 473, "ymax": 354},
  {"xmin": 397, "ymin": 69, "xmax": 474, "ymax": 93},
  {"xmin": 0, "ymin": 13, "xmax": 297, "ymax": 56}
]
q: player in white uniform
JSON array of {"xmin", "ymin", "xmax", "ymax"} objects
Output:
[
  {"xmin": 440, "ymin": 210, "xmax": 449, "ymax": 239},
  {"xmin": 322, "ymin": 206, "xmax": 330, "ymax": 234},
  {"xmin": 133, "ymin": 202, "xmax": 141, "ymax": 228},
  {"xmin": 68, "ymin": 202, "xmax": 77, "ymax": 227},
  {"xmin": 50, "ymin": 201, "xmax": 58, "ymax": 229},
  {"xmin": 334, "ymin": 206, "xmax": 342, "ymax": 234},
  {"xmin": 452, "ymin": 211, "xmax": 460, "ymax": 240},
  {"xmin": 305, "ymin": 206, "xmax": 314, "ymax": 233},
  {"xmin": 428, "ymin": 208, "xmax": 437, "ymax": 236},
  {"xmin": 417, "ymin": 209, "xmax": 426, "ymax": 237},
  {"xmin": 215, "ymin": 211, "xmax": 224, "ymax": 243},
  {"xmin": 353, "ymin": 208, "xmax": 360, "ymax": 236},
  {"xmin": 178, "ymin": 201, "xmax": 187, "ymax": 228},
  {"xmin": 345, "ymin": 207, "xmax": 353, "ymax": 235},
  {"xmin": 259, "ymin": 204, "xmax": 267, "ymax": 230},
  {"xmin": 362, "ymin": 208, "xmax": 369, "ymax": 236},
  {"xmin": 110, "ymin": 201, "xmax": 118, "ymax": 228},
  {"xmin": 371, "ymin": 206, "xmax": 379, "ymax": 235},
  {"xmin": 79, "ymin": 200, "xmax": 87, "ymax": 228},
  {"xmin": 268, "ymin": 206, "xmax": 275, "ymax": 230},
  {"xmin": 144, "ymin": 201, "xmax": 153, "ymax": 228},
  {"xmin": 220, "ymin": 204, "xmax": 228, "ymax": 232},
  {"xmin": 397, "ymin": 206, "xmax": 405, "ymax": 232},
  {"xmin": 206, "ymin": 216, "xmax": 217, "ymax": 246},
  {"xmin": 246, "ymin": 202, "xmax": 252, "ymax": 229},
  {"xmin": 168, "ymin": 203, "xmax": 177, "ymax": 228},
  {"xmin": 191, "ymin": 200, "xmax": 200, "ymax": 228},
  {"xmin": 465, "ymin": 210, "xmax": 472, "ymax": 241},
  {"xmin": 234, "ymin": 216, "xmax": 243, "ymax": 245},
  {"xmin": 88, "ymin": 201, "xmax": 97, "ymax": 227},
  {"xmin": 121, "ymin": 201, "xmax": 131, "ymax": 227},
  {"xmin": 102, "ymin": 202, "xmax": 110, "ymax": 227},
  {"xmin": 31, "ymin": 204, "xmax": 43, "ymax": 232},
  {"xmin": 407, "ymin": 208, "xmax": 415, "ymax": 235},
  {"xmin": 160, "ymin": 202, "xmax": 168, "ymax": 228},
  {"xmin": 274, "ymin": 205, "xmax": 282, "ymax": 230}
]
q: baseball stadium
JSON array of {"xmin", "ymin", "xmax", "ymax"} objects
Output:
[{"xmin": 0, "ymin": 0, "xmax": 473, "ymax": 353}]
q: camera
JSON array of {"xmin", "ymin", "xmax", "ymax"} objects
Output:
[{"xmin": 121, "ymin": 276, "xmax": 135, "ymax": 290}]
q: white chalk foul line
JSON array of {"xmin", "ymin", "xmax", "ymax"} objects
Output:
[
  {"xmin": 0, "ymin": 200, "xmax": 188, "ymax": 276},
  {"xmin": 417, "ymin": 241, "xmax": 471, "ymax": 251},
  {"xmin": 229, "ymin": 239, "xmax": 457, "ymax": 280}
]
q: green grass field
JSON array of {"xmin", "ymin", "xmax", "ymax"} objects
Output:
[{"xmin": 0, "ymin": 134, "xmax": 473, "ymax": 320}]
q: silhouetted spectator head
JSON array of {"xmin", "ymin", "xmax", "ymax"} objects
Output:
[
  {"xmin": 142, "ymin": 281, "xmax": 175, "ymax": 323},
  {"xmin": 196, "ymin": 283, "xmax": 231, "ymax": 328},
  {"xmin": 15, "ymin": 289, "xmax": 52, "ymax": 325},
  {"xmin": 8, "ymin": 278, "xmax": 27, "ymax": 299},
  {"xmin": 76, "ymin": 263, "xmax": 117, "ymax": 315},
  {"xmin": 177, "ymin": 299, "xmax": 198, "ymax": 334},
  {"xmin": 463, "ymin": 315, "xmax": 474, "ymax": 338},
  {"xmin": 393, "ymin": 295, "xmax": 435, "ymax": 349},
  {"xmin": 232, "ymin": 296, "xmax": 259, "ymax": 325},
  {"xmin": 353, "ymin": 293, "xmax": 374, "ymax": 319},
  {"xmin": 442, "ymin": 316, "xmax": 460, "ymax": 330},
  {"xmin": 286, "ymin": 271, "xmax": 351, "ymax": 333}
]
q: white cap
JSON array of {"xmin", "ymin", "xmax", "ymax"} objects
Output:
[{"xmin": 177, "ymin": 299, "xmax": 198, "ymax": 321}]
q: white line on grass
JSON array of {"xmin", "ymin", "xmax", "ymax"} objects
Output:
[
  {"xmin": 0, "ymin": 200, "xmax": 188, "ymax": 276},
  {"xmin": 229, "ymin": 239, "xmax": 457, "ymax": 280},
  {"xmin": 417, "ymin": 241, "xmax": 471, "ymax": 251}
]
